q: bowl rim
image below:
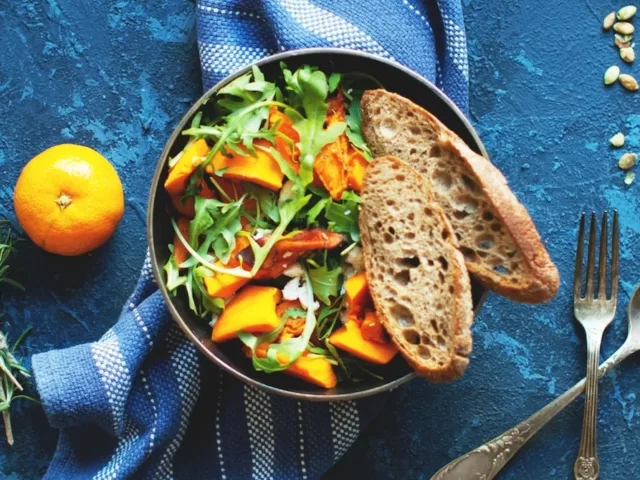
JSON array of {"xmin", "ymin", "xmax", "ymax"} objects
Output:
[{"xmin": 147, "ymin": 47, "xmax": 489, "ymax": 401}]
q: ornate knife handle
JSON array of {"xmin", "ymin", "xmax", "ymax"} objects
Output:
[{"xmin": 431, "ymin": 343, "xmax": 633, "ymax": 480}]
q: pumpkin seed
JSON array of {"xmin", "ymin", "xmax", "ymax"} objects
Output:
[
  {"xmin": 625, "ymin": 171, "xmax": 636, "ymax": 185},
  {"xmin": 604, "ymin": 65, "xmax": 621, "ymax": 85},
  {"xmin": 619, "ymin": 73, "xmax": 639, "ymax": 90},
  {"xmin": 610, "ymin": 132, "xmax": 625, "ymax": 147},
  {"xmin": 617, "ymin": 6, "xmax": 638, "ymax": 21},
  {"xmin": 614, "ymin": 22, "xmax": 635, "ymax": 35},
  {"xmin": 604, "ymin": 11, "xmax": 616, "ymax": 29},
  {"xmin": 621, "ymin": 46, "xmax": 636, "ymax": 62},
  {"xmin": 618, "ymin": 152, "xmax": 638, "ymax": 169}
]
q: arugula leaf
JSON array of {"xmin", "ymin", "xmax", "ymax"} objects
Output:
[
  {"xmin": 325, "ymin": 196, "xmax": 360, "ymax": 242},
  {"xmin": 308, "ymin": 263, "xmax": 342, "ymax": 306},
  {"xmin": 282, "ymin": 65, "xmax": 346, "ymax": 186},
  {"xmin": 248, "ymin": 185, "xmax": 311, "ymax": 275},
  {"xmin": 281, "ymin": 307, "xmax": 307, "ymax": 321},
  {"xmin": 305, "ymin": 197, "xmax": 329, "ymax": 226},
  {"xmin": 328, "ymin": 72, "xmax": 342, "ymax": 93},
  {"xmin": 243, "ymin": 183, "xmax": 280, "ymax": 224},
  {"xmin": 164, "ymin": 255, "xmax": 187, "ymax": 293},
  {"xmin": 345, "ymin": 93, "xmax": 373, "ymax": 160}
]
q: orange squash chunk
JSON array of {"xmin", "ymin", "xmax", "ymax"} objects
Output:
[
  {"xmin": 251, "ymin": 344, "xmax": 337, "ymax": 389},
  {"xmin": 170, "ymin": 179, "xmax": 216, "ymax": 218},
  {"xmin": 360, "ymin": 310, "xmax": 389, "ymax": 345},
  {"xmin": 276, "ymin": 300, "xmax": 306, "ymax": 341},
  {"xmin": 165, "ymin": 139, "xmax": 210, "ymax": 196},
  {"xmin": 173, "ymin": 216, "xmax": 190, "ymax": 265},
  {"xmin": 254, "ymin": 229, "xmax": 344, "ymax": 280},
  {"xmin": 329, "ymin": 320, "xmax": 398, "ymax": 365},
  {"xmin": 204, "ymin": 236, "xmax": 252, "ymax": 299},
  {"xmin": 211, "ymin": 286, "xmax": 282, "ymax": 342},
  {"xmin": 345, "ymin": 148, "xmax": 368, "ymax": 192},
  {"xmin": 208, "ymin": 139, "xmax": 284, "ymax": 191},
  {"xmin": 213, "ymin": 177, "xmax": 258, "ymax": 211},
  {"xmin": 269, "ymin": 107, "xmax": 300, "ymax": 173},
  {"xmin": 344, "ymin": 271, "xmax": 372, "ymax": 319},
  {"xmin": 313, "ymin": 91, "xmax": 349, "ymax": 200}
]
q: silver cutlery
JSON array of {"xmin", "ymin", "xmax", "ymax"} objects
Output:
[
  {"xmin": 573, "ymin": 211, "xmax": 619, "ymax": 480},
  {"xmin": 432, "ymin": 211, "xmax": 632, "ymax": 480}
]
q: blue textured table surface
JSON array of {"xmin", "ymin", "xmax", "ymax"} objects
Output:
[{"xmin": 2, "ymin": 1, "xmax": 640, "ymax": 478}]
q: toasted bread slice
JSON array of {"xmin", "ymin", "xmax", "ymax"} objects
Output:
[
  {"xmin": 359, "ymin": 156, "xmax": 473, "ymax": 382},
  {"xmin": 360, "ymin": 89, "xmax": 559, "ymax": 303}
]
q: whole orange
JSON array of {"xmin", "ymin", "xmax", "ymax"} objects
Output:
[{"xmin": 14, "ymin": 144, "xmax": 125, "ymax": 256}]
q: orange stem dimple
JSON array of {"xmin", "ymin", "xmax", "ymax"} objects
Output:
[{"xmin": 55, "ymin": 193, "xmax": 72, "ymax": 210}]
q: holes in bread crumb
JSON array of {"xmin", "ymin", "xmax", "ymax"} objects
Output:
[
  {"xmin": 433, "ymin": 171, "xmax": 453, "ymax": 192},
  {"xmin": 460, "ymin": 247, "xmax": 477, "ymax": 261},
  {"xmin": 461, "ymin": 174, "xmax": 478, "ymax": 192},
  {"xmin": 429, "ymin": 145, "xmax": 442, "ymax": 157},
  {"xmin": 454, "ymin": 210, "xmax": 469, "ymax": 220},
  {"xmin": 408, "ymin": 213, "xmax": 415, "ymax": 221},
  {"xmin": 438, "ymin": 271, "xmax": 445, "ymax": 284},
  {"xmin": 422, "ymin": 335, "xmax": 435, "ymax": 347},
  {"xmin": 424, "ymin": 208, "xmax": 433, "ymax": 216},
  {"xmin": 491, "ymin": 223, "xmax": 502, "ymax": 232},
  {"xmin": 405, "ymin": 232, "xmax": 416, "ymax": 240},
  {"xmin": 395, "ymin": 174, "xmax": 406, "ymax": 181},
  {"xmin": 452, "ymin": 195, "xmax": 479, "ymax": 216},
  {"xmin": 482, "ymin": 211, "xmax": 494, "ymax": 221},
  {"xmin": 379, "ymin": 119, "xmax": 397, "ymax": 139},
  {"xmin": 474, "ymin": 224, "xmax": 485, "ymax": 232},
  {"xmin": 436, "ymin": 335, "xmax": 447, "ymax": 351},
  {"xmin": 477, "ymin": 251, "xmax": 488, "ymax": 258},
  {"xmin": 388, "ymin": 226, "xmax": 396, "ymax": 235},
  {"xmin": 409, "ymin": 148, "xmax": 417, "ymax": 155},
  {"xmin": 430, "ymin": 319, "xmax": 439, "ymax": 332},
  {"xmin": 442, "ymin": 229, "xmax": 450, "ymax": 240},
  {"xmin": 394, "ymin": 270, "xmax": 411, "ymax": 286},
  {"xmin": 384, "ymin": 233, "xmax": 394, "ymax": 244},
  {"xmin": 375, "ymin": 221, "xmax": 383, "ymax": 229},
  {"xmin": 403, "ymin": 329, "xmax": 420, "ymax": 345},
  {"xmin": 396, "ymin": 256, "xmax": 420, "ymax": 269},
  {"xmin": 476, "ymin": 234, "xmax": 494, "ymax": 250},
  {"xmin": 427, "ymin": 259, "xmax": 434, "ymax": 266},
  {"xmin": 377, "ymin": 273, "xmax": 384, "ymax": 281},
  {"xmin": 418, "ymin": 345, "xmax": 432, "ymax": 359},
  {"xmin": 386, "ymin": 199, "xmax": 395, "ymax": 206},
  {"xmin": 438, "ymin": 256, "xmax": 449, "ymax": 271},
  {"xmin": 493, "ymin": 264, "xmax": 510, "ymax": 275},
  {"xmin": 390, "ymin": 304, "xmax": 414, "ymax": 328},
  {"xmin": 455, "ymin": 232, "xmax": 462, "ymax": 241},
  {"xmin": 449, "ymin": 285, "xmax": 455, "ymax": 294},
  {"xmin": 409, "ymin": 125, "xmax": 421, "ymax": 135}
]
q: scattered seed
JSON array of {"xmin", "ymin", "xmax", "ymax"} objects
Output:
[
  {"xmin": 621, "ymin": 46, "xmax": 636, "ymax": 62},
  {"xmin": 618, "ymin": 152, "xmax": 638, "ymax": 169},
  {"xmin": 615, "ymin": 34, "xmax": 633, "ymax": 48},
  {"xmin": 625, "ymin": 171, "xmax": 636, "ymax": 185},
  {"xmin": 604, "ymin": 65, "xmax": 621, "ymax": 85},
  {"xmin": 619, "ymin": 73, "xmax": 639, "ymax": 90},
  {"xmin": 604, "ymin": 11, "xmax": 616, "ymax": 29},
  {"xmin": 614, "ymin": 22, "xmax": 635, "ymax": 35},
  {"xmin": 618, "ymin": 6, "xmax": 638, "ymax": 21},
  {"xmin": 610, "ymin": 132, "xmax": 626, "ymax": 147}
]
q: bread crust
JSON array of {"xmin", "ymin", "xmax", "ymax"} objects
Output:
[
  {"xmin": 361, "ymin": 89, "xmax": 559, "ymax": 303},
  {"xmin": 360, "ymin": 155, "xmax": 474, "ymax": 382}
]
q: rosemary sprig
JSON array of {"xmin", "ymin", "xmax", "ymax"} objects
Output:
[{"xmin": 0, "ymin": 221, "xmax": 37, "ymax": 445}]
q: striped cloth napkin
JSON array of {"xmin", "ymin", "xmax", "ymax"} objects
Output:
[{"xmin": 32, "ymin": 1, "xmax": 469, "ymax": 478}]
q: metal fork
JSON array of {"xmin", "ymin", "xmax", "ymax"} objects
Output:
[{"xmin": 572, "ymin": 211, "xmax": 619, "ymax": 480}]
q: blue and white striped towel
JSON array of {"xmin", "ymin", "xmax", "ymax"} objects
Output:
[{"xmin": 32, "ymin": 1, "xmax": 469, "ymax": 478}]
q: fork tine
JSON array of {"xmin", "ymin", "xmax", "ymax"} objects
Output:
[
  {"xmin": 585, "ymin": 212, "xmax": 597, "ymax": 299},
  {"xmin": 611, "ymin": 210, "xmax": 620, "ymax": 301},
  {"xmin": 597, "ymin": 211, "xmax": 608, "ymax": 299},
  {"xmin": 574, "ymin": 213, "xmax": 586, "ymax": 299}
]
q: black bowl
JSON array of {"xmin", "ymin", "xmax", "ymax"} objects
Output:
[{"xmin": 148, "ymin": 48, "xmax": 488, "ymax": 401}]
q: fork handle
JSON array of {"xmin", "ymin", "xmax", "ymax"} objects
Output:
[
  {"xmin": 430, "ymin": 341, "xmax": 634, "ymax": 480},
  {"xmin": 574, "ymin": 331, "xmax": 603, "ymax": 480}
]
